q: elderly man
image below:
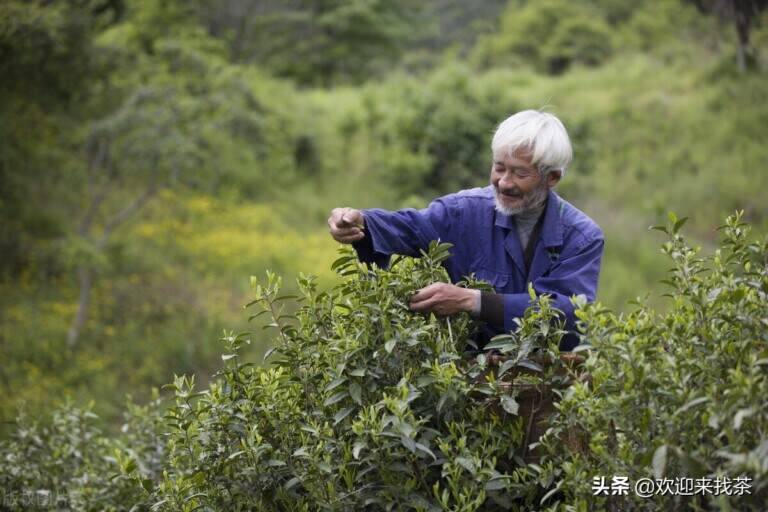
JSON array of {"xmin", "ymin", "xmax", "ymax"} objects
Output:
[{"xmin": 328, "ymin": 110, "xmax": 604, "ymax": 351}]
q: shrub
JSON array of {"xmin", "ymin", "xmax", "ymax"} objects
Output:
[
  {"xmin": 0, "ymin": 395, "xmax": 165, "ymax": 511},
  {"xmin": 1, "ymin": 213, "xmax": 766, "ymax": 511},
  {"xmin": 542, "ymin": 212, "xmax": 768, "ymax": 510},
  {"xmin": 143, "ymin": 242, "xmax": 570, "ymax": 510}
]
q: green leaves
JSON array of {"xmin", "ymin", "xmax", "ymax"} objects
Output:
[
  {"xmin": 331, "ymin": 253, "xmax": 358, "ymax": 274},
  {"xmin": 483, "ymin": 334, "xmax": 516, "ymax": 352},
  {"xmin": 323, "ymin": 391, "xmax": 349, "ymax": 407},
  {"xmin": 542, "ymin": 211, "xmax": 768, "ymax": 510},
  {"xmin": 400, "ymin": 434, "xmax": 417, "ymax": 453},
  {"xmin": 420, "ymin": 240, "xmax": 454, "ymax": 265},
  {"xmin": 333, "ymin": 407, "xmax": 355, "ymax": 426},
  {"xmin": 500, "ymin": 395, "xmax": 520, "ymax": 416},
  {"xmin": 325, "ymin": 376, "xmax": 347, "ymax": 393},
  {"xmin": 652, "ymin": 444, "xmax": 668, "ymax": 479},
  {"xmin": 14, "ymin": 219, "xmax": 768, "ymax": 511},
  {"xmin": 675, "ymin": 396, "xmax": 710, "ymax": 416},
  {"xmin": 144, "ymin": 241, "xmax": 544, "ymax": 509},
  {"xmin": 349, "ymin": 383, "xmax": 362, "ymax": 405},
  {"xmin": 733, "ymin": 408, "xmax": 755, "ymax": 431},
  {"xmin": 651, "ymin": 212, "xmax": 690, "ymax": 239}
]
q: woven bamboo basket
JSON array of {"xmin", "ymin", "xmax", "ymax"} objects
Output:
[{"xmin": 470, "ymin": 352, "xmax": 590, "ymax": 463}]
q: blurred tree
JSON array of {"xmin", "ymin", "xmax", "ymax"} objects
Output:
[
  {"xmin": 687, "ymin": 0, "xmax": 768, "ymax": 72},
  {"xmin": 404, "ymin": 0, "xmax": 508, "ymax": 54},
  {"xmin": 67, "ymin": 88, "xmax": 207, "ymax": 347},
  {"xmin": 194, "ymin": 0, "xmax": 422, "ymax": 86},
  {"xmin": 194, "ymin": 0, "xmax": 262, "ymax": 62},
  {"xmin": 0, "ymin": 0, "xmax": 310, "ymax": 352},
  {"xmin": 582, "ymin": 0, "xmax": 646, "ymax": 25},
  {"xmin": 63, "ymin": 0, "xmax": 278, "ymax": 346},
  {"xmin": 542, "ymin": 15, "xmax": 614, "ymax": 73},
  {"xmin": 358, "ymin": 65, "xmax": 520, "ymax": 198},
  {"xmin": 0, "ymin": 0, "xmax": 111, "ymax": 279},
  {"xmin": 471, "ymin": 0, "xmax": 613, "ymax": 74}
]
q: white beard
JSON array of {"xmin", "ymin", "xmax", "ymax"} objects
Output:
[{"xmin": 493, "ymin": 182, "xmax": 548, "ymax": 217}]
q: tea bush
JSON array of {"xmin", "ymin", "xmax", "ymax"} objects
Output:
[
  {"xmin": 0, "ymin": 395, "xmax": 165, "ymax": 511},
  {"xmin": 1, "ymin": 214, "xmax": 766, "ymax": 511},
  {"xmin": 142, "ymin": 242, "xmax": 571, "ymax": 511},
  {"xmin": 541, "ymin": 212, "xmax": 768, "ymax": 510}
]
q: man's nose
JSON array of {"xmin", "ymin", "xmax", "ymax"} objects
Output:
[{"xmin": 499, "ymin": 170, "xmax": 518, "ymax": 188}]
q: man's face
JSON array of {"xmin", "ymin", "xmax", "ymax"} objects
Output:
[{"xmin": 490, "ymin": 148, "xmax": 551, "ymax": 216}]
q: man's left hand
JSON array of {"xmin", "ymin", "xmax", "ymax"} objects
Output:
[{"xmin": 409, "ymin": 283, "xmax": 478, "ymax": 315}]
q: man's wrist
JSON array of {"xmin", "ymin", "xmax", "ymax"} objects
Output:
[{"xmin": 467, "ymin": 289, "xmax": 481, "ymax": 315}]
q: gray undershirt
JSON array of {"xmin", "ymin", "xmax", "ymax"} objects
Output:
[{"xmin": 513, "ymin": 201, "xmax": 546, "ymax": 251}]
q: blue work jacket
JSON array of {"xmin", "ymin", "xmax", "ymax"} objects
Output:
[{"xmin": 352, "ymin": 186, "xmax": 604, "ymax": 351}]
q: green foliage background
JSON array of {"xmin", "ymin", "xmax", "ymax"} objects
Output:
[{"xmin": 1, "ymin": 0, "xmax": 767, "ymax": 465}]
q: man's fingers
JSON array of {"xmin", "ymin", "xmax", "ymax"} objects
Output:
[
  {"xmin": 328, "ymin": 208, "xmax": 348, "ymax": 225},
  {"xmin": 410, "ymin": 283, "xmax": 442, "ymax": 304},
  {"xmin": 341, "ymin": 209, "xmax": 363, "ymax": 228},
  {"xmin": 409, "ymin": 290, "xmax": 432, "ymax": 304},
  {"xmin": 329, "ymin": 223, "xmax": 364, "ymax": 242},
  {"xmin": 409, "ymin": 296, "xmax": 438, "ymax": 313},
  {"xmin": 409, "ymin": 283, "xmax": 468, "ymax": 316},
  {"xmin": 411, "ymin": 283, "xmax": 444, "ymax": 302},
  {"xmin": 328, "ymin": 207, "xmax": 364, "ymax": 243},
  {"xmin": 335, "ymin": 231, "xmax": 365, "ymax": 243},
  {"xmin": 331, "ymin": 229, "xmax": 362, "ymax": 239},
  {"xmin": 410, "ymin": 297, "xmax": 450, "ymax": 315}
]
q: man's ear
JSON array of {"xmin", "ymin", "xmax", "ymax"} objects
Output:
[{"xmin": 546, "ymin": 170, "xmax": 562, "ymax": 188}]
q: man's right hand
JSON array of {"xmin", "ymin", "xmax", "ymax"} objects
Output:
[{"xmin": 328, "ymin": 207, "xmax": 365, "ymax": 244}]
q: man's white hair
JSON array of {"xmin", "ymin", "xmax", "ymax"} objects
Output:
[{"xmin": 491, "ymin": 110, "xmax": 573, "ymax": 175}]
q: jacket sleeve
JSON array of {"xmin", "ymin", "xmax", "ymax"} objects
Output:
[
  {"xmin": 498, "ymin": 236, "xmax": 604, "ymax": 350},
  {"xmin": 351, "ymin": 196, "xmax": 459, "ymax": 266}
]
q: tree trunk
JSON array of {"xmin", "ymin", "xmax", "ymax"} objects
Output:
[
  {"xmin": 66, "ymin": 180, "xmax": 159, "ymax": 347},
  {"xmin": 230, "ymin": 6, "xmax": 248, "ymax": 62},
  {"xmin": 733, "ymin": 1, "xmax": 753, "ymax": 73},
  {"xmin": 67, "ymin": 264, "xmax": 93, "ymax": 348},
  {"xmin": 0, "ymin": 332, "xmax": 8, "ymax": 388}
]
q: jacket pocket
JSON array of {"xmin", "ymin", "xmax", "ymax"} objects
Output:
[{"xmin": 474, "ymin": 267, "xmax": 512, "ymax": 292}]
